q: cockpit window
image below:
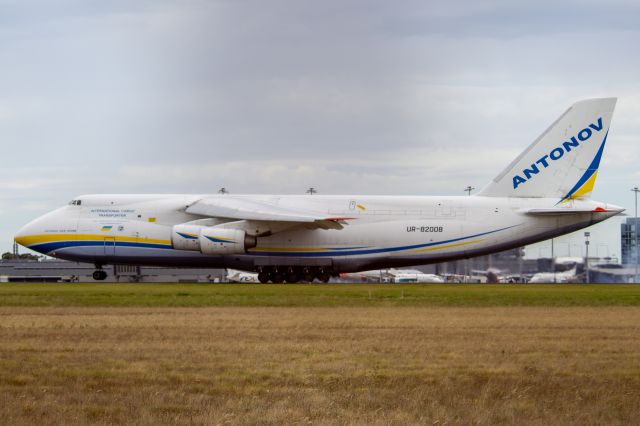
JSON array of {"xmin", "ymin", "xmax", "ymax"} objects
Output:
[{"xmin": 69, "ymin": 199, "xmax": 82, "ymax": 206}]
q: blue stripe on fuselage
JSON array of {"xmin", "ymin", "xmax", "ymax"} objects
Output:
[
  {"xmin": 27, "ymin": 225, "xmax": 518, "ymax": 257},
  {"xmin": 247, "ymin": 225, "xmax": 518, "ymax": 257},
  {"xmin": 30, "ymin": 240, "xmax": 172, "ymax": 253}
]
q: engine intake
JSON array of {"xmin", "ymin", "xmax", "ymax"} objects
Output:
[{"xmin": 171, "ymin": 224, "xmax": 203, "ymax": 251}]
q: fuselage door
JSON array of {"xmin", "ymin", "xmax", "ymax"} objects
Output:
[{"xmin": 104, "ymin": 237, "xmax": 116, "ymax": 256}]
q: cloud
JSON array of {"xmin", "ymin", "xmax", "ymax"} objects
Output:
[{"xmin": 1, "ymin": 0, "xmax": 640, "ymax": 255}]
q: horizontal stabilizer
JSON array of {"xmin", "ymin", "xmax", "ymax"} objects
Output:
[{"xmin": 524, "ymin": 207, "xmax": 623, "ymax": 216}]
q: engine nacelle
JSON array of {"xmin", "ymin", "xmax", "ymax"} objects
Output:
[
  {"xmin": 171, "ymin": 224, "xmax": 203, "ymax": 251},
  {"xmin": 199, "ymin": 227, "xmax": 257, "ymax": 255}
]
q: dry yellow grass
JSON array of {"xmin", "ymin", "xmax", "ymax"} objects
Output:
[{"xmin": 1, "ymin": 306, "xmax": 639, "ymax": 425}]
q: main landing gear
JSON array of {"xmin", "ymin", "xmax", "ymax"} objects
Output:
[
  {"xmin": 93, "ymin": 265, "xmax": 108, "ymax": 281},
  {"xmin": 257, "ymin": 266, "xmax": 332, "ymax": 284}
]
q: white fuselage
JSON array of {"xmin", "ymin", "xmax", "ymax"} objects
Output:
[{"xmin": 15, "ymin": 194, "xmax": 622, "ymax": 273}]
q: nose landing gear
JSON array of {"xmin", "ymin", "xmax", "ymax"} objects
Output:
[{"xmin": 93, "ymin": 265, "xmax": 108, "ymax": 281}]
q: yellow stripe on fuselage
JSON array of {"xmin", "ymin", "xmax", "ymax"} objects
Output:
[
  {"xmin": 412, "ymin": 239, "xmax": 482, "ymax": 253},
  {"xmin": 16, "ymin": 234, "xmax": 483, "ymax": 255},
  {"xmin": 15, "ymin": 233, "xmax": 171, "ymax": 247},
  {"xmin": 248, "ymin": 246, "xmax": 330, "ymax": 253}
]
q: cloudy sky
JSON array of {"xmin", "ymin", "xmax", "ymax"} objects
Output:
[{"xmin": 2, "ymin": 0, "xmax": 640, "ymax": 258}]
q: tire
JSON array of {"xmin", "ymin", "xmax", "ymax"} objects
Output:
[
  {"xmin": 302, "ymin": 268, "xmax": 314, "ymax": 283},
  {"xmin": 258, "ymin": 272, "xmax": 270, "ymax": 284},
  {"xmin": 93, "ymin": 270, "xmax": 107, "ymax": 281}
]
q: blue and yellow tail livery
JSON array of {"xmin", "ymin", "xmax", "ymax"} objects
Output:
[{"xmin": 479, "ymin": 98, "xmax": 616, "ymax": 202}]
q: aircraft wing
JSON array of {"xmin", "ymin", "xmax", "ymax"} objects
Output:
[{"xmin": 185, "ymin": 197, "xmax": 352, "ymax": 228}]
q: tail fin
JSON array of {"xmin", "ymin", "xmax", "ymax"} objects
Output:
[{"xmin": 478, "ymin": 98, "xmax": 616, "ymax": 201}]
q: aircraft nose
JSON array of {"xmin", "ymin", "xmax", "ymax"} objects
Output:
[
  {"xmin": 14, "ymin": 206, "xmax": 78, "ymax": 254},
  {"xmin": 14, "ymin": 218, "xmax": 39, "ymax": 249},
  {"xmin": 14, "ymin": 209, "xmax": 59, "ymax": 251}
]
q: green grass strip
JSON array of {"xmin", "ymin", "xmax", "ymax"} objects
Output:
[{"xmin": 0, "ymin": 283, "xmax": 640, "ymax": 307}]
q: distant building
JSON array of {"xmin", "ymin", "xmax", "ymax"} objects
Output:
[
  {"xmin": 0, "ymin": 259, "xmax": 226, "ymax": 283},
  {"xmin": 589, "ymin": 264, "xmax": 636, "ymax": 283},
  {"xmin": 621, "ymin": 217, "xmax": 640, "ymax": 265}
]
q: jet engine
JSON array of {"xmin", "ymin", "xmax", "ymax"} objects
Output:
[
  {"xmin": 199, "ymin": 228, "xmax": 256, "ymax": 255},
  {"xmin": 171, "ymin": 224, "xmax": 203, "ymax": 251},
  {"xmin": 171, "ymin": 224, "xmax": 257, "ymax": 255}
]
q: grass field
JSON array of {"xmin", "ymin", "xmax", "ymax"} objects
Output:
[
  {"xmin": 1, "ymin": 283, "xmax": 640, "ymax": 307},
  {"xmin": 1, "ymin": 284, "xmax": 640, "ymax": 425}
]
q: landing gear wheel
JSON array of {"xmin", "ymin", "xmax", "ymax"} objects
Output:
[
  {"xmin": 271, "ymin": 270, "xmax": 284, "ymax": 284},
  {"xmin": 316, "ymin": 267, "xmax": 331, "ymax": 283},
  {"xmin": 285, "ymin": 267, "xmax": 300, "ymax": 283},
  {"xmin": 93, "ymin": 270, "xmax": 107, "ymax": 281},
  {"xmin": 258, "ymin": 272, "xmax": 270, "ymax": 284},
  {"xmin": 302, "ymin": 267, "xmax": 314, "ymax": 283}
]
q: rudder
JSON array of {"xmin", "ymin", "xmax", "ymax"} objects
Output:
[{"xmin": 478, "ymin": 98, "xmax": 616, "ymax": 201}]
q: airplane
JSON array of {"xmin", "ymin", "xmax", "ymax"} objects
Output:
[
  {"xmin": 225, "ymin": 269, "xmax": 259, "ymax": 283},
  {"xmin": 339, "ymin": 268, "xmax": 444, "ymax": 283},
  {"xmin": 15, "ymin": 98, "xmax": 623, "ymax": 283},
  {"xmin": 528, "ymin": 256, "xmax": 584, "ymax": 283},
  {"xmin": 339, "ymin": 270, "xmax": 392, "ymax": 283},
  {"xmin": 389, "ymin": 270, "xmax": 444, "ymax": 283},
  {"xmin": 528, "ymin": 269, "xmax": 578, "ymax": 284}
]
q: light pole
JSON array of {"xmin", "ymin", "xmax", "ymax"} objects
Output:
[
  {"xmin": 584, "ymin": 231, "xmax": 590, "ymax": 284},
  {"xmin": 518, "ymin": 247, "xmax": 523, "ymax": 283},
  {"xmin": 464, "ymin": 186, "xmax": 475, "ymax": 196},
  {"xmin": 551, "ymin": 238, "xmax": 556, "ymax": 283},
  {"xmin": 632, "ymin": 187, "xmax": 640, "ymax": 282},
  {"xmin": 306, "ymin": 187, "xmax": 317, "ymax": 195}
]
